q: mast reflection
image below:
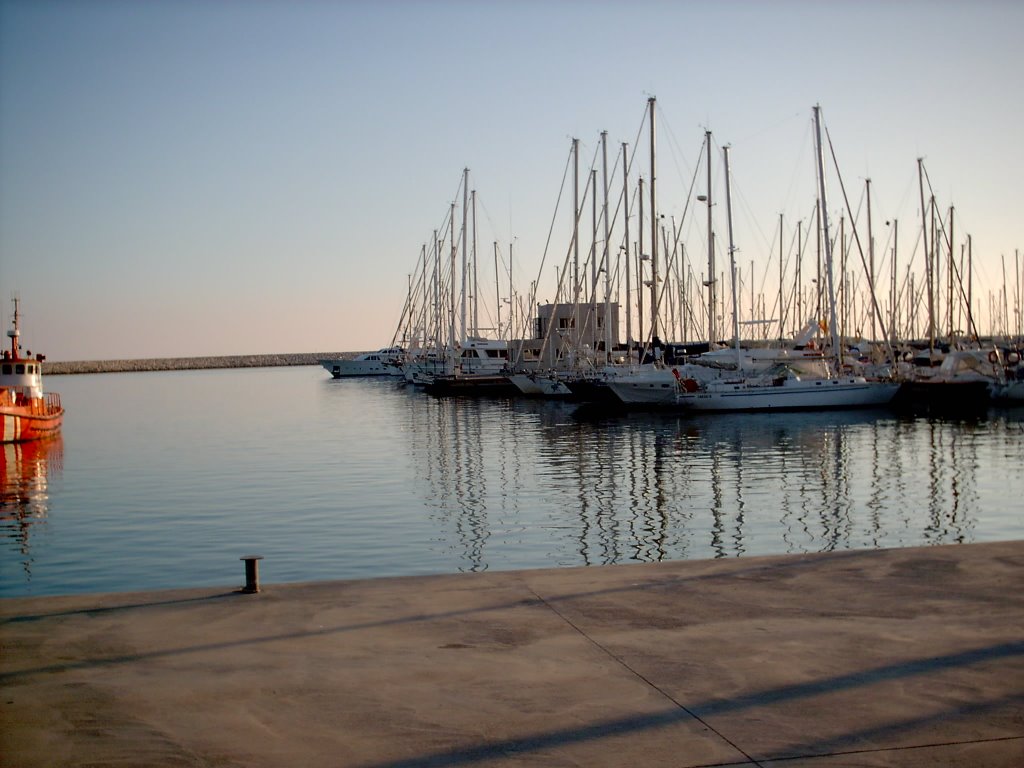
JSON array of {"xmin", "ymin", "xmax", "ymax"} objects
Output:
[{"xmin": 400, "ymin": 396, "xmax": 1004, "ymax": 570}]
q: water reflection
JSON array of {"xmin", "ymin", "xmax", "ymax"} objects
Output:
[
  {"xmin": 1, "ymin": 436, "xmax": 63, "ymax": 579},
  {"xmin": 401, "ymin": 400, "xmax": 1017, "ymax": 567},
  {"xmin": 402, "ymin": 392, "xmax": 520, "ymax": 571},
  {"xmin": 5, "ymin": 369, "xmax": 1020, "ymax": 597}
]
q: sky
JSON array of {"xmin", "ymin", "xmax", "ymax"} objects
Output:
[{"xmin": 1, "ymin": 0, "xmax": 1022, "ymax": 361}]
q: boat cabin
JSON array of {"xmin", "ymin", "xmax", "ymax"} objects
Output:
[{"xmin": 1, "ymin": 351, "xmax": 47, "ymax": 400}]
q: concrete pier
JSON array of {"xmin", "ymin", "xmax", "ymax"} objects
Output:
[
  {"xmin": 2, "ymin": 541, "xmax": 1022, "ymax": 766},
  {"xmin": 45, "ymin": 353, "xmax": 340, "ymax": 375}
]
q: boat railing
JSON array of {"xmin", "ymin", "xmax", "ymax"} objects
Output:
[{"xmin": 2, "ymin": 386, "xmax": 62, "ymax": 414}]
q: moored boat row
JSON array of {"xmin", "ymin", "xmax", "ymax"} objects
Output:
[
  {"xmin": 322, "ymin": 335, "xmax": 1021, "ymax": 416},
  {"xmin": 321, "ymin": 103, "xmax": 1021, "ymax": 418}
]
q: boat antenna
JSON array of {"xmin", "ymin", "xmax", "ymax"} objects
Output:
[{"xmin": 8, "ymin": 296, "xmax": 21, "ymax": 358}]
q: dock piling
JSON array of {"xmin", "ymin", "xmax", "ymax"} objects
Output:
[{"xmin": 240, "ymin": 555, "xmax": 264, "ymax": 593}]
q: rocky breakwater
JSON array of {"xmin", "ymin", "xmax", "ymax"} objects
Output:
[{"xmin": 46, "ymin": 353, "xmax": 345, "ymax": 375}]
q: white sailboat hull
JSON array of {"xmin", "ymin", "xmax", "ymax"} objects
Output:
[
  {"xmin": 608, "ymin": 364, "xmax": 726, "ymax": 406},
  {"xmin": 507, "ymin": 373, "xmax": 572, "ymax": 397},
  {"xmin": 678, "ymin": 377, "xmax": 899, "ymax": 412},
  {"xmin": 607, "ymin": 371, "xmax": 678, "ymax": 405}
]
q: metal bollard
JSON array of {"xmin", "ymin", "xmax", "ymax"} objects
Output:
[{"xmin": 240, "ymin": 555, "xmax": 264, "ymax": 593}]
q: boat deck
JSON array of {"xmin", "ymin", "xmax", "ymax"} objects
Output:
[{"xmin": 2, "ymin": 541, "xmax": 1022, "ymax": 766}]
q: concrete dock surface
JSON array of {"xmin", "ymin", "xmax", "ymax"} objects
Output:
[{"xmin": 2, "ymin": 541, "xmax": 1022, "ymax": 767}]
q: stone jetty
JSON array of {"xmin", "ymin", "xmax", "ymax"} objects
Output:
[{"xmin": 45, "ymin": 353, "xmax": 347, "ymax": 375}]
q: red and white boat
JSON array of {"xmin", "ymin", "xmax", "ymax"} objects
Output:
[{"xmin": 1, "ymin": 299, "xmax": 64, "ymax": 443}]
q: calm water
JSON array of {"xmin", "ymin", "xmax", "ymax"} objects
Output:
[{"xmin": 2, "ymin": 366, "xmax": 1022, "ymax": 597}]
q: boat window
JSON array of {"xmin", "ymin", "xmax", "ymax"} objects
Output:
[
  {"xmin": 1, "ymin": 364, "xmax": 10, "ymax": 375},
  {"xmin": 15, "ymin": 364, "xmax": 25, "ymax": 374}
]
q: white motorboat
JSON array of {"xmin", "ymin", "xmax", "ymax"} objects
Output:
[
  {"xmin": 402, "ymin": 338, "xmax": 509, "ymax": 385},
  {"xmin": 319, "ymin": 348, "xmax": 405, "ymax": 378}
]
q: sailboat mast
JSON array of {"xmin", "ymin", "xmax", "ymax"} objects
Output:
[
  {"xmin": 472, "ymin": 188, "xmax": 478, "ymax": 338},
  {"xmin": 796, "ymin": 219, "xmax": 803, "ymax": 329},
  {"xmin": 591, "ymin": 168, "xmax": 598, "ymax": 304},
  {"xmin": 815, "ymin": 201, "xmax": 822, "ymax": 331},
  {"xmin": 750, "ymin": 258, "xmax": 755, "ymax": 332},
  {"xmin": 949, "ymin": 205, "xmax": 956, "ymax": 341},
  {"xmin": 585, "ymin": 167, "xmax": 597, "ymax": 351},
  {"xmin": 622, "ymin": 141, "xmax": 632, "ymax": 354},
  {"xmin": 930, "ymin": 197, "xmax": 938, "ymax": 347},
  {"xmin": 723, "ymin": 144, "xmax": 741, "ymax": 369},
  {"xmin": 572, "ymin": 138, "xmax": 580, "ymax": 337},
  {"xmin": 450, "ymin": 201, "xmax": 457, "ymax": 351},
  {"xmin": 1002, "ymin": 253, "xmax": 1009, "ymax": 338},
  {"xmin": 509, "ymin": 239, "xmax": 514, "ymax": 341},
  {"xmin": 812, "ymin": 105, "xmax": 842, "ymax": 368},
  {"xmin": 890, "ymin": 220, "xmax": 898, "ymax": 343},
  {"xmin": 867, "ymin": 178, "xmax": 876, "ymax": 342},
  {"xmin": 638, "ymin": 175, "xmax": 645, "ymax": 360},
  {"xmin": 917, "ymin": 159, "xmax": 933, "ymax": 350},
  {"xmin": 778, "ymin": 213, "xmax": 785, "ymax": 340},
  {"xmin": 601, "ymin": 131, "xmax": 612, "ymax": 362},
  {"xmin": 461, "ymin": 169, "xmax": 468, "ymax": 344},
  {"xmin": 648, "ymin": 96, "xmax": 659, "ymax": 343},
  {"xmin": 494, "ymin": 242, "xmax": 501, "ymax": 339},
  {"xmin": 1011, "ymin": 249, "xmax": 1019, "ymax": 339},
  {"xmin": 705, "ymin": 130, "xmax": 716, "ymax": 345},
  {"xmin": 839, "ymin": 215, "xmax": 846, "ymax": 343},
  {"xmin": 433, "ymin": 230, "xmax": 441, "ymax": 356}
]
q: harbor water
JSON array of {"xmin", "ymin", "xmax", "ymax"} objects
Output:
[{"xmin": 2, "ymin": 365, "xmax": 1023, "ymax": 597}]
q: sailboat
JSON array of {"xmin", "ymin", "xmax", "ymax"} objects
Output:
[{"xmin": 675, "ymin": 108, "xmax": 899, "ymax": 413}]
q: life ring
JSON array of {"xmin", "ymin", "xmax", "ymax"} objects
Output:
[
  {"xmin": 682, "ymin": 378, "xmax": 700, "ymax": 393},
  {"xmin": 988, "ymin": 350, "xmax": 999, "ymax": 364}
]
